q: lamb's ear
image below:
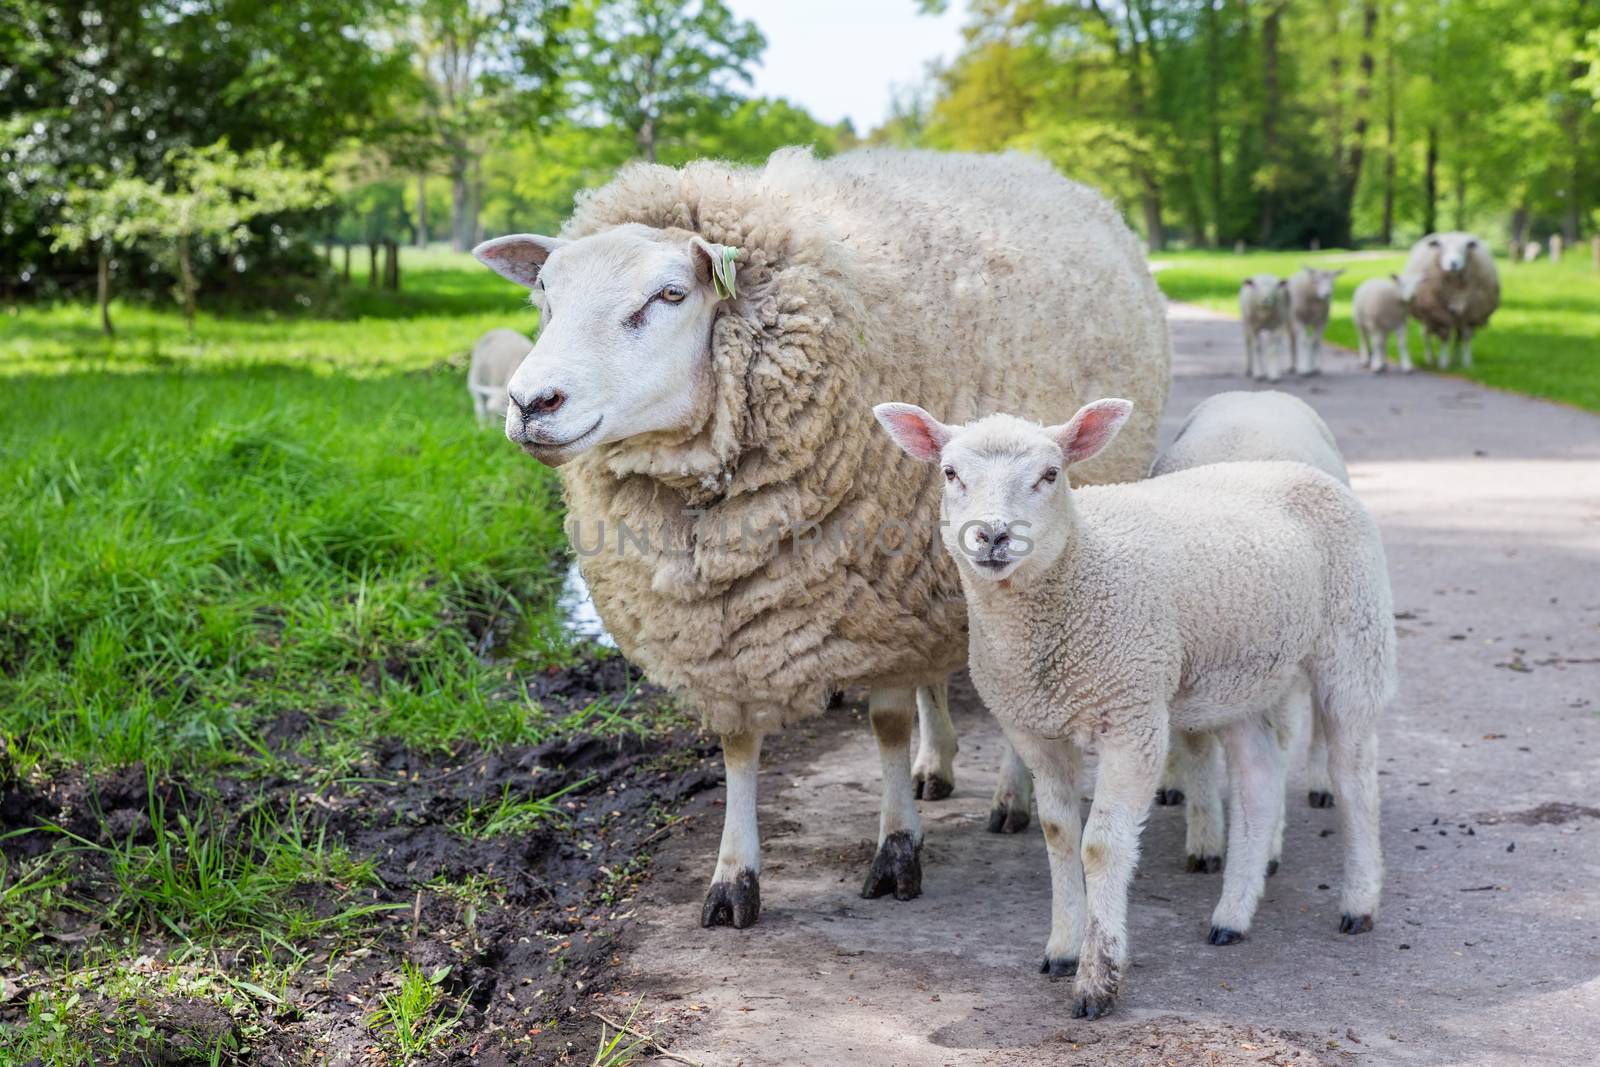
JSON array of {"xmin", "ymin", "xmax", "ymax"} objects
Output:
[
  {"xmin": 1390, "ymin": 272, "xmax": 1402, "ymax": 284},
  {"xmin": 1277, "ymin": 278, "xmax": 1290, "ymax": 290},
  {"xmin": 1242, "ymin": 278, "xmax": 1256, "ymax": 288},
  {"xmin": 474, "ymin": 235, "xmax": 567, "ymax": 288},
  {"xmin": 873, "ymin": 403, "xmax": 953, "ymax": 463},
  {"xmin": 1049, "ymin": 399, "xmax": 1133, "ymax": 467},
  {"xmin": 689, "ymin": 236, "xmax": 738, "ymax": 300}
]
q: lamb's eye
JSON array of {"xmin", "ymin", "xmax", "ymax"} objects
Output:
[
  {"xmin": 942, "ymin": 466, "xmax": 957, "ymax": 483},
  {"xmin": 659, "ymin": 285, "xmax": 687, "ymax": 304},
  {"xmin": 1038, "ymin": 467, "xmax": 1059, "ymax": 487}
]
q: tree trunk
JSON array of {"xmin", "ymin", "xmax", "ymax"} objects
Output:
[
  {"xmin": 1141, "ymin": 189, "xmax": 1166, "ymax": 253},
  {"xmin": 1510, "ymin": 207, "xmax": 1529, "ymax": 262},
  {"xmin": 369, "ymin": 242, "xmax": 380, "ymax": 288},
  {"xmin": 1454, "ymin": 171, "xmax": 1467, "ymax": 231},
  {"xmin": 1381, "ymin": 17, "xmax": 1397, "ymax": 245},
  {"xmin": 1423, "ymin": 126, "xmax": 1438, "ymax": 236},
  {"xmin": 1259, "ymin": 2, "xmax": 1285, "ymax": 245},
  {"xmin": 178, "ymin": 236, "xmax": 197, "ymax": 331},
  {"xmin": 1203, "ymin": 0, "xmax": 1224, "ymax": 246},
  {"xmin": 470, "ymin": 155, "xmax": 484, "ymax": 246},
  {"xmin": 97, "ymin": 245, "xmax": 113, "ymax": 336},
  {"xmin": 1333, "ymin": 2, "xmax": 1378, "ymax": 247},
  {"xmin": 383, "ymin": 240, "xmax": 400, "ymax": 291},
  {"xmin": 416, "ymin": 173, "xmax": 429, "ymax": 247},
  {"xmin": 342, "ymin": 244, "xmax": 351, "ymax": 283},
  {"xmin": 450, "ymin": 156, "xmax": 473, "ymax": 252}
]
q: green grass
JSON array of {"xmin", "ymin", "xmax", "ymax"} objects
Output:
[
  {"xmin": 367, "ymin": 961, "xmax": 466, "ymax": 1064},
  {"xmin": 457, "ymin": 774, "xmax": 596, "ymax": 838},
  {"xmin": 1151, "ymin": 248, "xmax": 1600, "ymax": 413},
  {"xmin": 1, "ymin": 248, "xmax": 574, "ymax": 773}
]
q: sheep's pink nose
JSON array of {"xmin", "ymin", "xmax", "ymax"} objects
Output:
[{"xmin": 511, "ymin": 387, "xmax": 566, "ymax": 419}]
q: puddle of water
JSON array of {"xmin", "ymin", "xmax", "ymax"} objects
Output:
[{"xmin": 557, "ymin": 560, "xmax": 616, "ymax": 648}]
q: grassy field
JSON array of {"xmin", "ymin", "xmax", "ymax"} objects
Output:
[
  {"xmin": 0, "ymin": 249, "xmax": 703, "ymax": 1065},
  {"xmin": 1151, "ymin": 248, "xmax": 1600, "ymax": 413}
]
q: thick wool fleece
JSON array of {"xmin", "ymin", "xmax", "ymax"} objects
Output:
[
  {"xmin": 1404, "ymin": 233, "xmax": 1499, "ymax": 339},
  {"xmin": 1152, "ymin": 391, "xmax": 1347, "ymax": 484},
  {"xmin": 555, "ymin": 148, "xmax": 1171, "ymax": 734}
]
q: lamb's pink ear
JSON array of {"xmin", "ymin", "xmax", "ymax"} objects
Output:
[
  {"xmin": 873, "ymin": 403, "xmax": 953, "ymax": 463},
  {"xmin": 473, "ymin": 235, "xmax": 567, "ymax": 288},
  {"xmin": 1049, "ymin": 399, "xmax": 1134, "ymax": 466}
]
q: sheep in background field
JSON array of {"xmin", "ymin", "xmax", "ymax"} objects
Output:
[
  {"xmin": 1405, "ymin": 232, "xmax": 1500, "ymax": 369},
  {"xmin": 472, "ymin": 148, "xmax": 1171, "ymax": 929},
  {"xmin": 1523, "ymin": 241, "xmax": 1542, "ymax": 262},
  {"xmin": 1240, "ymin": 274, "xmax": 1292, "ymax": 381},
  {"xmin": 1352, "ymin": 274, "xmax": 1418, "ymax": 373},
  {"xmin": 467, "ymin": 329, "xmax": 532, "ymax": 426},
  {"xmin": 1149, "ymin": 391, "xmax": 1350, "ymax": 874},
  {"xmin": 1286, "ymin": 267, "xmax": 1344, "ymax": 375},
  {"xmin": 876, "ymin": 399, "xmax": 1393, "ymax": 1020}
]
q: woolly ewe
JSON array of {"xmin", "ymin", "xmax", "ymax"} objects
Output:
[
  {"xmin": 472, "ymin": 148, "xmax": 1171, "ymax": 929},
  {"xmin": 467, "ymin": 329, "xmax": 533, "ymax": 426},
  {"xmin": 1285, "ymin": 267, "xmax": 1344, "ymax": 375},
  {"xmin": 1403, "ymin": 232, "xmax": 1500, "ymax": 369},
  {"xmin": 1239, "ymin": 274, "xmax": 1292, "ymax": 381},
  {"xmin": 1352, "ymin": 275, "xmax": 1418, "ymax": 373},
  {"xmin": 875, "ymin": 398, "xmax": 1394, "ymax": 1019}
]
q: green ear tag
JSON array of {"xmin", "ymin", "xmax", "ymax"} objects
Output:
[{"xmin": 712, "ymin": 247, "xmax": 739, "ymax": 300}]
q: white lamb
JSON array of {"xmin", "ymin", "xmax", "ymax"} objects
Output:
[
  {"xmin": 467, "ymin": 329, "xmax": 532, "ymax": 426},
  {"xmin": 875, "ymin": 398, "xmax": 1395, "ymax": 1019},
  {"xmin": 1149, "ymin": 391, "xmax": 1350, "ymax": 874},
  {"xmin": 1285, "ymin": 267, "xmax": 1343, "ymax": 375},
  {"xmin": 1239, "ymin": 274, "xmax": 1292, "ymax": 381},
  {"xmin": 1351, "ymin": 275, "xmax": 1418, "ymax": 373}
]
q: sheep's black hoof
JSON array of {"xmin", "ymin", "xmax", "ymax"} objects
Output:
[
  {"xmin": 987, "ymin": 803, "xmax": 1030, "ymax": 834},
  {"xmin": 1039, "ymin": 956, "xmax": 1078, "ymax": 979},
  {"xmin": 861, "ymin": 830, "xmax": 922, "ymax": 901},
  {"xmin": 1208, "ymin": 925, "xmax": 1245, "ymax": 945},
  {"xmin": 1266, "ymin": 858, "xmax": 1280, "ymax": 878},
  {"xmin": 914, "ymin": 772, "xmax": 954, "ymax": 801},
  {"xmin": 1339, "ymin": 913, "xmax": 1374, "ymax": 935},
  {"xmin": 1071, "ymin": 993, "xmax": 1116, "ymax": 1020},
  {"xmin": 827, "ymin": 690, "xmax": 845, "ymax": 709},
  {"xmin": 701, "ymin": 869, "xmax": 761, "ymax": 928},
  {"xmin": 1186, "ymin": 854, "xmax": 1223, "ymax": 874},
  {"xmin": 1154, "ymin": 787, "xmax": 1185, "ymax": 806},
  {"xmin": 1308, "ymin": 790, "xmax": 1336, "ymax": 809}
]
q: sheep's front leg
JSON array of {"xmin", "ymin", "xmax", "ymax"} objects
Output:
[
  {"xmin": 702, "ymin": 730, "xmax": 765, "ymax": 928},
  {"xmin": 1306, "ymin": 705, "xmax": 1335, "ymax": 809},
  {"xmin": 1154, "ymin": 743, "xmax": 1185, "ymax": 806},
  {"xmin": 1458, "ymin": 325, "xmax": 1474, "ymax": 368},
  {"xmin": 912, "ymin": 679, "xmax": 957, "ymax": 801},
  {"xmin": 1261, "ymin": 329, "xmax": 1281, "ymax": 382},
  {"xmin": 1433, "ymin": 330, "xmax": 1450, "ymax": 369},
  {"xmin": 1243, "ymin": 323, "xmax": 1256, "ymax": 378},
  {"xmin": 861, "ymin": 686, "xmax": 923, "ymax": 901},
  {"xmin": 1176, "ymin": 730, "xmax": 1225, "ymax": 873},
  {"xmin": 1305, "ymin": 323, "xmax": 1324, "ymax": 374},
  {"xmin": 1207, "ymin": 713, "xmax": 1288, "ymax": 942},
  {"xmin": 1072, "ymin": 717, "xmax": 1165, "ymax": 1019},
  {"xmin": 1004, "ymin": 729, "xmax": 1085, "ymax": 977},
  {"xmin": 988, "ymin": 739, "xmax": 1034, "ymax": 833}
]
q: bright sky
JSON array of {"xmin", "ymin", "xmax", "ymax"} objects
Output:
[{"xmin": 725, "ymin": 0, "xmax": 970, "ymax": 134}]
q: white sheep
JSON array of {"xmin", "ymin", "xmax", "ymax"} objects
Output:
[
  {"xmin": 1149, "ymin": 391, "xmax": 1350, "ymax": 872},
  {"xmin": 1404, "ymin": 232, "xmax": 1500, "ymax": 370},
  {"xmin": 471, "ymin": 148, "xmax": 1171, "ymax": 928},
  {"xmin": 875, "ymin": 398, "xmax": 1394, "ymax": 1019},
  {"xmin": 1239, "ymin": 274, "xmax": 1292, "ymax": 381},
  {"xmin": 467, "ymin": 329, "xmax": 532, "ymax": 426},
  {"xmin": 1285, "ymin": 267, "xmax": 1344, "ymax": 375},
  {"xmin": 1352, "ymin": 274, "xmax": 1418, "ymax": 373}
]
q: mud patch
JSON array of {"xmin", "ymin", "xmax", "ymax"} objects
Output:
[{"xmin": 1475, "ymin": 801, "xmax": 1600, "ymax": 826}]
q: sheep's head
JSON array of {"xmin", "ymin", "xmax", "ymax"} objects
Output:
[
  {"xmin": 872, "ymin": 399, "xmax": 1133, "ymax": 586},
  {"xmin": 1390, "ymin": 272, "xmax": 1421, "ymax": 305},
  {"xmin": 1304, "ymin": 267, "xmax": 1345, "ymax": 301},
  {"xmin": 472, "ymin": 223, "xmax": 736, "ymax": 466},
  {"xmin": 1242, "ymin": 275, "xmax": 1289, "ymax": 309},
  {"xmin": 1427, "ymin": 233, "xmax": 1480, "ymax": 276}
]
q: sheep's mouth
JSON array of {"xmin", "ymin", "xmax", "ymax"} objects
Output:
[
  {"xmin": 523, "ymin": 416, "xmax": 604, "ymax": 463},
  {"xmin": 973, "ymin": 556, "xmax": 1014, "ymax": 573}
]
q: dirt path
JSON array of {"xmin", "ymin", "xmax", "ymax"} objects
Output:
[{"xmin": 607, "ymin": 303, "xmax": 1600, "ymax": 1067}]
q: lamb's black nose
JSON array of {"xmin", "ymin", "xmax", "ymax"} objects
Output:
[{"xmin": 510, "ymin": 388, "xmax": 566, "ymax": 420}]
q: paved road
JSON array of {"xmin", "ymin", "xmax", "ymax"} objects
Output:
[{"xmin": 611, "ymin": 304, "xmax": 1600, "ymax": 1066}]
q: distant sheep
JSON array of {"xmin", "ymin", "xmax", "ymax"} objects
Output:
[
  {"xmin": 1352, "ymin": 275, "xmax": 1418, "ymax": 373},
  {"xmin": 467, "ymin": 329, "xmax": 532, "ymax": 426},
  {"xmin": 1404, "ymin": 232, "xmax": 1500, "ymax": 369},
  {"xmin": 1239, "ymin": 274, "xmax": 1292, "ymax": 381},
  {"xmin": 1286, "ymin": 268, "xmax": 1343, "ymax": 375},
  {"xmin": 876, "ymin": 398, "xmax": 1394, "ymax": 1020}
]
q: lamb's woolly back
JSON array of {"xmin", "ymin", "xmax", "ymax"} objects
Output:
[
  {"xmin": 552, "ymin": 148, "xmax": 1171, "ymax": 733},
  {"xmin": 468, "ymin": 329, "xmax": 532, "ymax": 390},
  {"xmin": 1153, "ymin": 391, "xmax": 1348, "ymax": 485}
]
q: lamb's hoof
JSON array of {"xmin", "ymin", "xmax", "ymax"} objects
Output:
[
  {"xmin": 1339, "ymin": 913, "xmax": 1374, "ymax": 935},
  {"xmin": 1308, "ymin": 790, "xmax": 1336, "ymax": 809},
  {"xmin": 1039, "ymin": 956, "xmax": 1078, "ymax": 979},
  {"xmin": 701, "ymin": 869, "xmax": 761, "ymax": 929},
  {"xmin": 1266, "ymin": 859, "xmax": 1280, "ymax": 878},
  {"xmin": 1186, "ymin": 854, "xmax": 1223, "ymax": 874},
  {"xmin": 1071, "ymin": 993, "xmax": 1116, "ymax": 1020},
  {"xmin": 860, "ymin": 830, "xmax": 922, "ymax": 901},
  {"xmin": 914, "ymin": 772, "xmax": 954, "ymax": 801},
  {"xmin": 987, "ymin": 803, "xmax": 1030, "ymax": 834},
  {"xmin": 1154, "ymin": 787, "xmax": 1185, "ymax": 806},
  {"xmin": 1208, "ymin": 926, "xmax": 1245, "ymax": 946}
]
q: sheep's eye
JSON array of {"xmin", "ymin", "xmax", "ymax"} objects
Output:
[
  {"xmin": 1040, "ymin": 467, "xmax": 1059, "ymax": 486},
  {"xmin": 659, "ymin": 285, "xmax": 687, "ymax": 304},
  {"xmin": 942, "ymin": 466, "xmax": 957, "ymax": 483}
]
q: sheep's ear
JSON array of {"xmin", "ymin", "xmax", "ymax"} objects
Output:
[
  {"xmin": 474, "ymin": 235, "xmax": 566, "ymax": 288},
  {"xmin": 1390, "ymin": 272, "xmax": 1402, "ymax": 284},
  {"xmin": 1277, "ymin": 279, "xmax": 1289, "ymax": 290},
  {"xmin": 1049, "ymin": 399, "xmax": 1133, "ymax": 467},
  {"xmin": 873, "ymin": 403, "xmax": 952, "ymax": 463},
  {"xmin": 1427, "ymin": 237, "xmax": 1441, "ymax": 248},
  {"xmin": 1242, "ymin": 278, "xmax": 1256, "ymax": 288},
  {"xmin": 689, "ymin": 236, "xmax": 738, "ymax": 300}
]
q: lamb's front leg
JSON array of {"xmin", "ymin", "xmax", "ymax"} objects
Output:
[
  {"xmin": 1208, "ymin": 713, "xmax": 1289, "ymax": 943},
  {"xmin": 702, "ymin": 730, "xmax": 765, "ymax": 928},
  {"xmin": 861, "ymin": 686, "xmax": 923, "ymax": 900},
  {"xmin": 1176, "ymin": 729, "xmax": 1225, "ymax": 872},
  {"xmin": 1072, "ymin": 718, "xmax": 1165, "ymax": 1019},
  {"xmin": 912, "ymin": 679, "xmax": 957, "ymax": 800},
  {"xmin": 988, "ymin": 739, "xmax": 1034, "ymax": 833},
  {"xmin": 1004, "ymin": 729, "xmax": 1085, "ymax": 977}
]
